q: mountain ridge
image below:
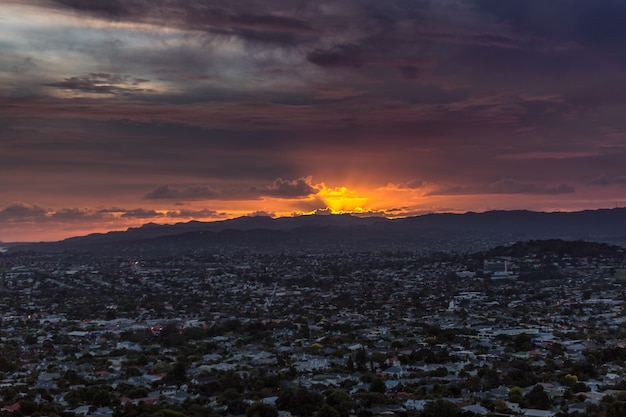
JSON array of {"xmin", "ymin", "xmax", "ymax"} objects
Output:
[{"xmin": 6, "ymin": 208, "xmax": 626, "ymax": 254}]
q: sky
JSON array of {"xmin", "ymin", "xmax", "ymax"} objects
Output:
[{"xmin": 2, "ymin": 0, "xmax": 626, "ymax": 242}]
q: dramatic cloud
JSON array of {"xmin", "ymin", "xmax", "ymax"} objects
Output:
[
  {"xmin": 46, "ymin": 73, "xmax": 152, "ymax": 96},
  {"xmin": 144, "ymin": 177, "xmax": 321, "ymax": 201},
  {"xmin": 0, "ymin": 203, "xmax": 47, "ymax": 221},
  {"xmin": 51, "ymin": 0, "xmax": 130, "ymax": 18},
  {"xmin": 256, "ymin": 177, "xmax": 321, "ymax": 198},
  {"xmin": 48, "ymin": 208, "xmax": 107, "ymax": 222},
  {"xmin": 247, "ymin": 210, "xmax": 276, "ymax": 218},
  {"xmin": 3, "ymin": 0, "xmax": 626, "ymax": 241},
  {"xmin": 1, "ymin": 204, "xmax": 119, "ymax": 223},
  {"xmin": 307, "ymin": 44, "xmax": 363, "ymax": 68},
  {"xmin": 144, "ymin": 185, "xmax": 220, "ymax": 201},
  {"xmin": 119, "ymin": 208, "xmax": 164, "ymax": 219},
  {"xmin": 165, "ymin": 208, "xmax": 223, "ymax": 218},
  {"xmin": 98, "ymin": 207, "xmax": 224, "ymax": 220},
  {"xmin": 48, "ymin": 0, "xmax": 318, "ymax": 46}
]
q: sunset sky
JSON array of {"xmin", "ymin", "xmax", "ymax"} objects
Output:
[{"xmin": 2, "ymin": 0, "xmax": 626, "ymax": 242}]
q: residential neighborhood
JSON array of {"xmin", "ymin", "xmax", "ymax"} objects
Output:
[{"xmin": 1, "ymin": 240, "xmax": 626, "ymax": 417}]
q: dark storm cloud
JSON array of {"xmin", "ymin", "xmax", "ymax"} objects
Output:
[
  {"xmin": 307, "ymin": 44, "xmax": 363, "ymax": 68},
  {"xmin": 51, "ymin": 0, "xmax": 131, "ymax": 18},
  {"xmin": 165, "ymin": 208, "xmax": 222, "ymax": 218},
  {"xmin": 0, "ymin": 203, "xmax": 47, "ymax": 221},
  {"xmin": 5, "ymin": 0, "xmax": 626, "ymax": 241},
  {"xmin": 255, "ymin": 177, "xmax": 321, "ymax": 198},
  {"xmin": 119, "ymin": 208, "xmax": 164, "ymax": 219},
  {"xmin": 247, "ymin": 210, "xmax": 276, "ymax": 217},
  {"xmin": 45, "ymin": 73, "xmax": 152, "ymax": 95},
  {"xmin": 49, "ymin": 0, "xmax": 318, "ymax": 46},
  {"xmin": 143, "ymin": 185, "xmax": 219, "ymax": 201},
  {"xmin": 144, "ymin": 177, "xmax": 320, "ymax": 201},
  {"xmin": 186, "ymin": 9, "xmax": 318, "ymax": 46},
  {"xmin": 428, "ymin": 178, "xmax": 576, "ymax": 196},
  {"xmin": 0, "ymin": 204, "xmax": 106, "ymax": 223},
  {"xmin": 97, "ymin": 207, "xmax": 221, "ymax": 220},
  {"xmin": 48, "ymin": 208, "xmax": 106, "ymax": 221}
]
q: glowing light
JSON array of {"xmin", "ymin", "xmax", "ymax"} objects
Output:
[{"xmin": 316, "ymin": 186, "xmax": 369, "ymax": 213}]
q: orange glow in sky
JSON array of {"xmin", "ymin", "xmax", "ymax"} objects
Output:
[{"xmin": 2, "ymin": 1, "xmax": 626, "ymax": 242}]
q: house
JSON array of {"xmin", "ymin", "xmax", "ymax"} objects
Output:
[
  {"xmin": 381, "ymin": 366, "xmax": 403, "ymax": 378},
  {"xmin": 71, "ymin": 405, "xmax": 92, "ymax": 415},
  {"xmin": 461, "ymin": 403, "xmax": 490, "ymax": 415},
  {"xmin": 403, "ymin": 399, "xmax": 426, "ymax": 410},
  {"xmin": 1, "ymin": 403, "xmax": 20, "ymax": 412},
  {"xmin": 523, "ymin": 409, "xmax": 556, "ymax": 417},
  {"xmin": 566, "ymin": 402, "xmax": 591, "ymax": 414}
]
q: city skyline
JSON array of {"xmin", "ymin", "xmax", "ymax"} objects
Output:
[{"xmin": 2, "ymin": 0, "xmax": 626, "ymax": 242}]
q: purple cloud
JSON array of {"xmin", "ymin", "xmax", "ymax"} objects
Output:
[
  {"xmin": 45, "ymin": 73, "xmax": 152, "ymax": 95},
  {"xmin": 144, "ymin": 177, "xmax": 320, "ymax": 201},
  {"xmin": 258, "ymin": 177, "xmax": 321, "ymax": 198},
  {"xmin": 144, "ymin": 185, "xmax": 220, "ymax": 200},
  {"xmin": 0, "ymin": 203, "xmax": 47, "ymax": 221},
  {"xmin": 307, "ymin": 44, "xmax": 363, "ymax": 68},
  {"xmin": 165, "ymin": 209, "xmax": 222, "ymax": 218}
]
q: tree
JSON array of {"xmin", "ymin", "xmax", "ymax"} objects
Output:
[
  {"xmin": 561, "ymin": 374, "xmax": 578, "ymax": 388},
  {"xmin": 513, "ymin": 333, "xmax": 534, "ymax": 351},
  {"xmin": 91, "ymin": 388, "xmax": 113, "ymax": 408},
  {"xmin": 315, "ymin": 405, "xmax": 340, "ymax": 417},
  {"xmin": 326, "ymin": 390, "xmax": 354, "ymax": 417},
  {"xmin": 126, "ymin": 387, "xmax": 149, "ymax": 399},
  {"xmin": 327, "ymin": 390, "xmax": 351, "ymax": 406},
  {"xmin": 355, "ymin": 349, "xmax": 367, "ymax": 371},
  {"xmin": 346, "ymin": 356, "xmax": 354, "ymax": 371},
  {"xmin": 524, "ymin": 385, "xmax": 551, "ymax": 410},
  {"xmin": 493, "ymin": 398, "xmax": 511, "ymax": 413},
  {"xmin": 572, "ymin": 381, "xmax": 590, "ymax": 393},
  {"xmin": 219, "ymin": 386, "xmax": 246, "ymax": 414},
  {"xmin": 369, "ymin": 378, "xmax": 386, "ymax": 394},
  {"xmin": 18, "ymin": 399, "xmax": 37, "ymax": 416},
  {"xmin": 422, "ymin": 399, "xmax": 459, "ymax": 417},
  {"xmin": 227, "ymin": 398, "xmax": 248, "ymax": 415},
  {"xmin": 159, "ymin": 323, "xmax": 184, "ymax": 347},
  {"xmin": 607, "ymin": 401, "xmax": 626, "ymax": 417},
  {"xmin": 276, "ymin": 387, "xmax": 323, "ymax": 417},
  {"xmin": 0, "ymin": 386, "xmax": 18, "ymax": 404},
  {"xmin": 246, "ymin": 402, "xmax": 279, "ymax": 417},
  {"xmin": 153, "ymin": 408, "xmax": 189, "ymax": 417},
  {"xmin": 509, "ymin": 386, "xmax": 524, "ymax": 404},
  {"xmin": 164, "ymin": 361, "xmax": 187, "ymax": 385}
]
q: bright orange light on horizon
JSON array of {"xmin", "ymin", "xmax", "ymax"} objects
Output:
[
  {"xmin": 5, "ymin": 177, "xmax": 617, "ymax": 243},
  {"xmin": 315, "ymin": 185, "xmax": 369, "ymax": 214}
]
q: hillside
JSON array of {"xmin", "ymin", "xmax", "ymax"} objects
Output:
[{"xmin": 6, "ymin": 208, "xmax": 626, "ymax": 255}]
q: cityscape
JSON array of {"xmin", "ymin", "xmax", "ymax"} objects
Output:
[
  {"xmin": 3, "ymin": 1, "xmax": 626, "ymax": 416},
  {"xmin": 1, "ymin": 236, "xmax": 626, "ymax": 417}
]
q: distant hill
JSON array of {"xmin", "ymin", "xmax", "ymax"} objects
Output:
[
  {"xmin": 485, "ymin": 238, "xmax": 625, "ymax": 258},
  {"xmin": 6, "ymin": 208, "xmax": 626, "ymax": 255}
]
